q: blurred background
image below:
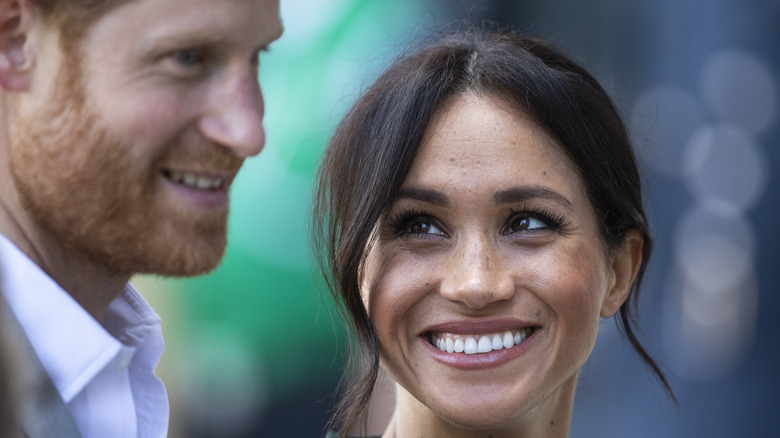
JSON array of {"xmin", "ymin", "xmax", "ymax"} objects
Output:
[{"xmin": 134, "ymin": 0, "xmax": 780, "ymax": 436}]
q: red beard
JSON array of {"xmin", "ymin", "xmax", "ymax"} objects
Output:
[{"xmin": 7, "ymin": 46, "xmax": 241, "ymax": 277}]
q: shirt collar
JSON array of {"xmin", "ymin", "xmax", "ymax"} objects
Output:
[
  {"xmin": 103, "ymin": 283, "xmax": 164, "ymax": 370},
  {"xmin": 0, "ymin": 233, "xmax": 162, "ymax": 402}
]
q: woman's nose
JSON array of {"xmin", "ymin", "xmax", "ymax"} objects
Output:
[{"xmin": 439, "ymin": 235, "xmax": 515, "ymax": 310}]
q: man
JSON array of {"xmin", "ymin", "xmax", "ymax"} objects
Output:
[
  {"xmin": 0, "ymin": 0, "xmax": 283, "ymax": 436},
  {"xmin": 0, "ymin": 295, "xmax": 19, "ymax": 437}
]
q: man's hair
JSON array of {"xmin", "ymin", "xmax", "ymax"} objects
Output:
[{"xmin": 31, "ymin": 0, "xmax": 132, "ymax": 42}]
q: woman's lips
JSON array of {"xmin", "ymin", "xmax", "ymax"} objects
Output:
[
  {"xmin": 420, "ymin": 319, "xmax": 540, "ymax": 370},
  {"xmin": 429, "ymin": 328, "xmax": 535, "ymax": 354}
]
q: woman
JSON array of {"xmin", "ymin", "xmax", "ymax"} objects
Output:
[{"xmin": 313, "ymin": 27, "xmax": 674, "ymax": 438}]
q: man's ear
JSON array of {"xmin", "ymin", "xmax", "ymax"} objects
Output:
[
  {"xmin": 0, "ymin": 0, "xmax": 36, "ymax": 91},
  {"xmin": 600, "ymin": 229, "xmax": 644, "ymax": 318}
]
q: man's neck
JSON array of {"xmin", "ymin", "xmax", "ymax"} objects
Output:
[
  {"xmin": 0, "ymin": 102, "xmax": 129, "ymax": 322},
  {"xmin": 0, "ymin": 194, "xmax": 129, "ymax": 322}
]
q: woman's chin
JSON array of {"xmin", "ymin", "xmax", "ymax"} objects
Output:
[{"xmin": 433, "ymin": 404, "xmax": 522, "ymax": 432}]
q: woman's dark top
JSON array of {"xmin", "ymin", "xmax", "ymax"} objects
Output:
[{"xmin": 325, "ymin": 431, "xmax": 380, "ymax": 438}]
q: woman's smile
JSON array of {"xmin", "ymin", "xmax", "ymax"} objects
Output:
[
  {"xmin": 429, "ymin": 327, "xmax": 536, "ymax": 354},
  {"xmin": 422, "ymin": 323, "xmax": 541, "ymax": 371}
]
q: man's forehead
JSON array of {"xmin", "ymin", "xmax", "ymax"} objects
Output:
[
  {"xmin": 34, "ymin": 0, "xmax": 133, "ymax": 22},
  {"xmin": 95, "ymin": 0, "xmax": 283, "ymax": 46}
]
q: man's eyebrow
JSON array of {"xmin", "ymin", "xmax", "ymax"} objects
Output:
[
  {"xmin": 270, "ymin": 24, "xmax": 285, "ymax": 43},
  {"xmin": 397, "ymin": 187, "xmax": 449, "ymax": 207},
  {"xmin": 138, "ymin": 32, "xmax": 224, "ymax": 52},
  {"xmin": 493, "ymin": 186, "xmax": 573, "ymax": 210},
  {"xmin": 254, "ymin": 19, "xmax": 284, "ymax": 50}
]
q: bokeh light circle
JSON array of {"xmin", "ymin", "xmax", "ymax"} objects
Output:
[
  {"xmin": 683, "ymin": 124, "xmax": 768, "ymax": 210},
  {"xmin": 667, "ymin": 202, "xmax": 759, "ymax": 381},
  {"xmin": 674, "ymin": 201, "xmax": 756, "ymax": 288},
  {"xmin": 631, "ymin": 87, "xmax": 709, "ymax": 177},
  {"xmin": 699, "ymin": 50, "xmax": 777, "ymax": 136}
]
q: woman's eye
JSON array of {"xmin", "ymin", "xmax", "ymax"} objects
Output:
[
  {"xmin": 505, "ymin": 215, "xmax": 547, "ymax": 233},
  {"xmin": 405, "ymin": 220, "xmax": 444, "ymax": 235},
  {"xmin": 390, "ymin": 212, "xmax": 447, "ymax": 238}
]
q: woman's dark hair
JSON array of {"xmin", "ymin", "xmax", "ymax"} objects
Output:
[{"xmin": 312, "ymin": 26, "xmax": 674, "ymax": 437}]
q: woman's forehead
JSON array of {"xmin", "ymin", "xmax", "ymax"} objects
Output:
[{"xmin": 406, "ymin": 93, "xmax": 580, "ymax": 189}]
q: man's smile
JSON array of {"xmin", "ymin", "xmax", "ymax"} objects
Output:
[{"xmin": 163, "ymin": 169, "xmax": 227, "ymax": 191}]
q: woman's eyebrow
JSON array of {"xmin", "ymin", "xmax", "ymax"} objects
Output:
[
  {"xmin": 493, "ymin": 186, "xmax": 574, "ymax": 211},
  {"xmin": 397, "ymin": 187, "xmax": 449, "ymax": 207}
]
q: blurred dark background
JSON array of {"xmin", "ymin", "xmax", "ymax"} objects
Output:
[{"xmin": 135, "ymin": 0, "xmax": 780, "ymax": 436}]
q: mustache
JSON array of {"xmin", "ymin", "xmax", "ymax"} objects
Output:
[{"xmin": 158, "ymin": 142, "xmax": 245, "ymax": 175}]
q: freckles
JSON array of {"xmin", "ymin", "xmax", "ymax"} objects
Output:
[
  {"xmin": 542, "ymin": 250, "xmax": 603, "ymax": 327},
  {"xmin": 557, "ymin": 279, "xmax": 599, "ymax": 318},
  {"xmin": 371, "ymin": 262, "xmax": 423, "ymax": 312}
]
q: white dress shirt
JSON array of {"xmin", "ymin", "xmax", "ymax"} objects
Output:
[{"xmin": 0, "ymin": 234, "xmax": 169, "ymax": 438}]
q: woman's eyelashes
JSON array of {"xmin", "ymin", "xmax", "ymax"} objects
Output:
[
  {"xmin": 389, "ymin": 209, "xmax": 447, "ymax": 238},
  {"xmin": 502, "ymin": 207, "xmax": 566, "ymax": 235},
  {"xmin": 388, "ymin": 206, "xmax": 567, "ymax": 239}
]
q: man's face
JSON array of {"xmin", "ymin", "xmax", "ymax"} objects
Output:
[{"xmin": 8, "ymin": 0, "xmax": 283, "ymax": 276}]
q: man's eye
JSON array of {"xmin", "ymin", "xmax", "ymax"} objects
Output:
[{"xmin": 172, "ymin": 49, "xmax": 203, "ymax": 68}]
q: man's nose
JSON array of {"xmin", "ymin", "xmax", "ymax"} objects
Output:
[
  {"xmin": 439, "ymin": 235, "xmax": 515, "ymax": 310},
  {"xmin": 198, "ymin": 64, "xmax": 266, "ymax": 157}
]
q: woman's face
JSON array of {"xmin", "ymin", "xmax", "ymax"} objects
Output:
[{"xmin": 361, "ymin": 94, "xmax": 637, "ymax": 433}]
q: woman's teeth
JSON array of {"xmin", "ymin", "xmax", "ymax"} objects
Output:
[{"xmin": 430, "ymin": 328, "xmax": 534, "ymax": 354}]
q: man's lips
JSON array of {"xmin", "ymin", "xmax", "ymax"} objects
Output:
[
  {"xmin": 162, "ymin": 169, "xmax": 233, "ymax": 191},
  {"xmin": 160, "ymin": 167, "xmax": 239, "ymax": 209}
]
